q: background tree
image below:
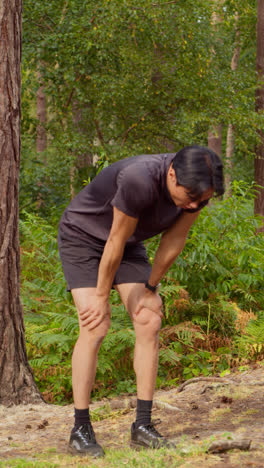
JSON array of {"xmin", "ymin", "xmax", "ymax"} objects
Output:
[
  {"xmin": 255, "ymin": 0, "xmax": 264, "ymax": 228},
  {"xmin": 207, "ymin": 0, "xmax": 223, "ymax": 157},
  {"xmin": 225, "ymin": 12, "xmax": 240, "ymax": 195},
  {"xmin": 16, "ymin": 0, "xmax": 264, "ymax": 405},
  {"xmin": 36, "ymin": 68, "xmax": 47, "ymax": 153},
  {"xmin": 0, "ymin": 0, "xmax": 42, "ymax": 404},
  {"xmin": 20, "ymin": 0, "xmax": 259, "ymax": 221}
]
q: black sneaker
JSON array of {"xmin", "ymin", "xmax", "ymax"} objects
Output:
[
  {"xmin": 131, "ymin": 420, "xmax": 176, "ymax": 449},
  {"xmin": 68, "ymin": 423, "xmax": 105, "ymax": 457}
]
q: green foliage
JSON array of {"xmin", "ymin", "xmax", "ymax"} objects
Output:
[
  {"xmin": 17, "ymin": 0, "xmax": 264, "ymax": 405},
  {"xmin": 21, "ymin": 182, "xmax": 264, "ymax": 402},
  {"xmin": 235, "ymin": 313, "xmax": 264, "ymax": 359},
  {"xmin": 21, "ymin": 212, "xmax": 137, "ymax": 401},
  {"xmin": 153, "ymin": 181, "xmax": 264, "ymax": 311},
  {"xmin": 20, "ymin": 0, "xmax": 258, "ymax": 217},
  {"xmin": 20, "ymin": 212, "xmax": 76, "ymax": 400}
]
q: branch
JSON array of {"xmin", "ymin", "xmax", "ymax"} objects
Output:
[
  {"xmin": 121, "ymin": 112, "xmax": 149, "ymax": 146},
  {"xmin": 131, "ymin": 1, "xmax": 179, "ymax": 7},
  {"xmin": 64, "ymin": 87, "xmax": 75, "ymax": 109},
  {"xmin": 33, "ymin": 22, "xmax": 53, "ymax": 32},
  {"xmin": 152, "ymin": 1, "xmax": 179, "ymax": 6},
  {"xmin": 208, "ymin": 438, "xmax": 251, "ymax": 454}
]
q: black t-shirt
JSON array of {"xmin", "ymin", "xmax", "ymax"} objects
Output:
[{"xmin": 59, "ymin": 153, "xmax": 189, "ymax": 244}]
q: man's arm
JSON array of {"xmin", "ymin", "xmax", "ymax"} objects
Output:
[
  {"xmin": 96, "ymin": 207, "xmax": 138, "ymax": 297},
  {"xmin": 147, "ymin": 210, "xmax": 200, "ymax": 288},
  {"xmin": 79, "ymin": 207, "xmax": 138, "ymax": 329},
  {"xmin": 133, "ymin": 210, "xmax": 201, "ymax": 317}
]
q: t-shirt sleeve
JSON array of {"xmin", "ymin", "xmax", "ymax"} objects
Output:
[{"xmin": 111, "ymin": 166, "xmax": 155, "ymax": 218}]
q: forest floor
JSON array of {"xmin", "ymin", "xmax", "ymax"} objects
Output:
[{"xmin": 0, "ymin": 363, "xmax": 264, "ymax": 468}]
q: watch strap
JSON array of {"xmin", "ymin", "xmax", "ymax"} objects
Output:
[{"xmin": 145, "ymin": 281, "xmax": 159, "ymax": 293}]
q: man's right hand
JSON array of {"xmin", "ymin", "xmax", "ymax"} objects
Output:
[{"xmin": 79, "ymin": 295, "xmax": 111, "ymax": 330}]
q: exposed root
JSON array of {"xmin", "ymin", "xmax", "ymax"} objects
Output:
[
  {"xmin": 154, "ymin": 399, "xmax": 182, "ymax": 412},
  {"xmin": 177, "ymin": 377, "xmax": 236, "ymax": 393}
]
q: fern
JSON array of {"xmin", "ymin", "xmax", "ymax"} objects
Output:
[
  {"xmin": 20, "ymin": 187, "xmax": 264, "ymax": 402},
  {"xmin": 235, "ymin": 315, "xmax": 264, "ymax": 358},
  {"xmin": 159, "ymin": 348, "xmax": 181, "ymax": 366}
]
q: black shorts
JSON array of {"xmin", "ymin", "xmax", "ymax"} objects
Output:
[{"xmin": 58, "ymin": 226, "xmax": 151, "ymax": 291}]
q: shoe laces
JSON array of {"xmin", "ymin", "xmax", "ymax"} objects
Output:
[
  {"xmin": 144, "ymin": 419, "xmax": 163, "ymax": 438},
  {"xmin": 78, "ymin": 423, "xmax": 96, "ymax": 442}
]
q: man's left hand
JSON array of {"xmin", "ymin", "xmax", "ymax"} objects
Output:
[{"xmin": 134, "ymin": 289, "xmax": 163, "ymax": 319}]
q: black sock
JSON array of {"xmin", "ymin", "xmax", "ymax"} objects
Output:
[
  {"xmin": 135, "ymin": 399, "xmax": 153, "ymax": 428},
  {"xmin": 74, "ymin": 408, "xmax": 91, "ymax": 429}
]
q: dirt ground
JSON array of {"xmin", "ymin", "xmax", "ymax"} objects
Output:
[{"xmin": 0, "ymin": 364, "xmax": 264, "ymax": 467}]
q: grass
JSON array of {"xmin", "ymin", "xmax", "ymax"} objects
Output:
[
  {"xmin": 90, "ymin": 405, "xmax": 130, "ymax": 422},
  {"xmin": 1, "ymin": 432, "xmax": 260, "ymax": 467},
  {"xmin": 208, "ymin": 407, "xmax": 232, "ymax": 423},
  {"xmin": 0, "ymin": 438, "xmax": 214, "ymax": 468},
  {"xmin": 0, "ymin": 450, "xmax": 192, "ymax": 468},
  {"xmin": 215, "ymin": 386, "xmax": 254, "ymax": 401},
  {"xmin": 232, "ymin": 409, "xmax": 259, "ymax": 424}
]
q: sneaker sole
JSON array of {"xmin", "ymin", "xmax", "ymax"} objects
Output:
[
  {"xmin": 68, "ymin": 445, "xmax": 105, "ymax": 458},
  {"xmin": 130, "ymin": 440, "xmax": 176, "ymax": 450},
  {"xmin": 130, "ymin": 440, "xmax": 158, "ymax": 450}
]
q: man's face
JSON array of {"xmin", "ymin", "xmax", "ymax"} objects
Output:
[{"xmin": 167, "ymin": 165, "xmax": 214, "ymax": 210}]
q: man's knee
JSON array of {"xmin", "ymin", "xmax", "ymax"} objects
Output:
[
  {"xmin": 79, "ymin": 313, "xmax": 111, "ymax": 344},
  {"xmin": 134, "ymin": 307, "xmax": 162, "ymax": 334}
]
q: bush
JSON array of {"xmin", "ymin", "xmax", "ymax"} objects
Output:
[
  {"xmin": 20, "ymin": 181, "xmax": 264, "ymax": 403},
  {"xmin": 148, "ymin": 181, "xmax": 264, "ymax": 311}
]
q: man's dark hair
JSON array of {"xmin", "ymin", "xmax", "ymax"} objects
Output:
[{"xmin": 172, "ymin": 145, "xmax": 225, "ymax": 199}]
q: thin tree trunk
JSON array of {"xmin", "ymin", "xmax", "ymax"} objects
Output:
[
  {"xmin": 225, "ymin": 13, "xmax": 240, "ymax": 196},
  {"xmin": 69, "ymin": 166, "xmax": 76, "ymax": 200},
  {"xmin": 208, "ymin": 2, "xmax": 223, "ymax": 156},
  {"xmin": 208, "ymin": 125, "xmax": 222, "ymax": 156},
  {"xmin": 255, "ymin": 0, "xmax": 264, "ymax": 230},
  {"xmin": 0, "ymin": 0, "xmax": 43, "ymax": 404},
  {"xmin": 36, "ymin": 70, "xmax": 47, "ymax": 152},
  {"xmin": 225, "ymin": 124, "xmax": 235, "ymax": 193}
]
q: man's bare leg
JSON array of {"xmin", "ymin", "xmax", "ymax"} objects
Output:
[
  {"xmin": 69, "ymin": 288, "xmax": 110, "ymax": 457},
  {"xmin": 115, "ymin": 283, "xmax": 174, "ymax": 449},
  {"xmin": 71, "ymin": 287, "xmax": 111, "ymax": 408},
  {"xmin": 115, "ymin": 283, "xmax": 161, "ymax": 400}
]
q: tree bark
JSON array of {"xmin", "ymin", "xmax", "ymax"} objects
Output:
[
  {"xmin": 36, "ymin": 69, "xmax": 47, "ymax": 153},
  {"xmin": 208, "ymin": 2, "xmax": 223, "ymax": 156},
  {"xmin": 225, "ymin": 124, "xmax": 235, "ymax": 194},
  {"xmin": 225, "ymin": 13, "xmax": 240, "ymax": 196},
  {"xmin": 208, "ymin": 125, "xmax": 222, "ymax": 156},
  {"xmin": 0, "ymin": 0, "xmax": 43, "ymax": 405},
  {"xmin": 255, "ymin": 0, "xmax": 264, "ymax": 229}
]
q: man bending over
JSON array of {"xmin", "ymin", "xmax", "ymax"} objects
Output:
[{"xmin": 58, "ymin": 145, "xmax": 224, "ymax": 457}]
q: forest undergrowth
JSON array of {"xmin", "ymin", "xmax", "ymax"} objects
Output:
[{"xmin": 20, "ymin": 181, "xmax": 264, "ymax": 404}]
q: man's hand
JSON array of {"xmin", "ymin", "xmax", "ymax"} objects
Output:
[
  {"xmin": 79, "ymin": 295, "xmax": 111, "ymax": 330},
  {"xmin": 134, "ymin": 289, "xmax": 163, "ymax": 319}
]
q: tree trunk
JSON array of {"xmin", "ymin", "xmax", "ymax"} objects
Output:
[
  {"xmin": 225, "ymin": 124, "xmax": 235, "ymax": 194},
  {"xmin": 0, "ymin": 0, "xmax": 43, "ymax": 405},
  {"xmin": 225, "ymin": 13, "xmax": 240, "ymax": 196},
  {"xmin": 36, "ymin": 69, "xmax": 47, "ymax": 153},
  {"xmin": 255, "ymin": 0, "xmax": 264, "ymax": 230},
  {"xmin": 208, "ymin": 125, "xmax": 222, "ymax": 156},
  {"xmin": 208, "ymin": 2, "xmax": 223, "ymax": 156}
]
